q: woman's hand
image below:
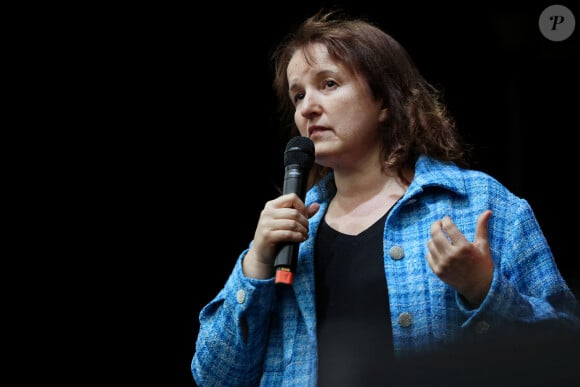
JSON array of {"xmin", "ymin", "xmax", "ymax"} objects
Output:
[
  {"xmin": 243, "ymin": 193, "xmax": 320, "ymax": 279},
  {"xmin": 427, "ymin": 210, "xmax": 494, "ymax": 307}
]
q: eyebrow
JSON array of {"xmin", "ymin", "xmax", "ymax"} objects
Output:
[{"xmin": 288, "ymin": 69, "xmax": 340, "ymax": 94}]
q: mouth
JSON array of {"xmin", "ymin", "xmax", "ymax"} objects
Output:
[{"xmin": 308, "ymin": 125, "xmax": 328, "ymax": 137}]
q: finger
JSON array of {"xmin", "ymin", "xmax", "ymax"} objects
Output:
[
  {"xmin": 283, "ymin": 192, "xmax": 306, "ymax": 213},
  {"xmin": 269, "ymin": 192, "xmax": 306, "ymax": 212},
  {"xmin": 430, "ymin": 220, "xmax": 452, "ymax": 249},
  {"xmin": 270, "ymin": 207, "xmax": 309, "ymax": 229},
  {"xmin": 306, "ymin": 202, "xmax": 320, "ymax": 218},
  {"xmin": 440, "ymin": 216, "xmax": 465, "ymax": 246},
  {"xmin": 474, "ymin": 210, "xmax": 492, "ymax": 244},
  {"xmin": 425, "ymin": 243, "xmax": 443, "ymax": 273},
  {"xmin": 426, "ymin": 239, "xmax": 439, "ymax": 260},
  {"xmin": 258, "ymin": 216, "xmax": 308, "ymax": 245},
  {"xmin": 273, "ymin": 218, "xmax": 309, "ymax": 238}
]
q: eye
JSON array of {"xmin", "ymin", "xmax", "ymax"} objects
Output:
[
  {"xmin": 324, "ymin": 80, "xmax": 337, "ymax": 89},
  {"xmin": 293, "ymin": 92, "xmax": 305, "ymax": 103}
]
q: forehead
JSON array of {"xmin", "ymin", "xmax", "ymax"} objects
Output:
[
  {"xmin": 287, "ymin": 43, "xmax": 343, "ymax": 78},
  {"xmin": 291, "ymin": 42, "xmax": 331, "ymax": 63}
]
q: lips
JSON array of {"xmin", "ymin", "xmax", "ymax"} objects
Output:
[{"xmin": 308, "ymin": 125, "xmax": 329, "ymax": 137}]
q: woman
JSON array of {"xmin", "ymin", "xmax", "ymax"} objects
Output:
[{"xmin": 192, "ymin": 9, "xmax": 579, "ymax": 386}]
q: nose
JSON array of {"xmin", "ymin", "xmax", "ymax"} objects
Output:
[{"xmin": 299, "ymin": 91, "xmax": 322, "ymax": 119}]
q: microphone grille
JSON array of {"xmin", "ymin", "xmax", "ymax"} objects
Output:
[{"xmin": 284, "ymin": 136, "xmax": 315, "ymax": 169}]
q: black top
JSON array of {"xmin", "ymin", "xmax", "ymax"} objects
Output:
[{"xmin": 315, "ymin": 210, "xmax": 394, "ymax": 386}]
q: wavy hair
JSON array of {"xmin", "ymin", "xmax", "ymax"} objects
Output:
[{"xmin": 271, "ymin": 9, "xmax": 471, "ymax": 186}]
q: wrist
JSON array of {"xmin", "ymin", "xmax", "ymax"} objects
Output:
[{"xmin": 242, "ymin": 251, "xmax": 274, "ymax": 279}]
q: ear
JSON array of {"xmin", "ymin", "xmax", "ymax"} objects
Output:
[{"xmin": 378, "ymin": 107, "xmax": 388, "ymax": 123}]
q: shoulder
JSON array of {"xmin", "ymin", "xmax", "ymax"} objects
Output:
[
  {"xmin": 412, "ymin": 155, "xmax": 530, "ymax": 214},
  {"xmin": 415, "ymin": 155, "xmax": 511, "ymax": 192}
]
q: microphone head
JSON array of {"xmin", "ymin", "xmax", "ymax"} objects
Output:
[{"xmin": 284, "ymin": 136, "xmax": 315, "ymax": 169}]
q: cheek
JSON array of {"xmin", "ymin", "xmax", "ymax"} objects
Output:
[{"xmin": 294, "ymin": 111, "xmax": 308, "ymax": 135}]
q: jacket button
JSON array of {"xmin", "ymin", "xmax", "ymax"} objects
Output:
[
  {"xmin": 236, "ymin": 289, "xmax": 246, "ymax": 304},
  {"xmin": 475, "ymin": 321, "xmax": 490, "ymax": 334},
  {"xmin": 389, "ymin": 246, "xmax": 404, "ymax": 260},
  {"xmin": 398, "ymin": 312, "xmax": 412, "ymax": 327}
]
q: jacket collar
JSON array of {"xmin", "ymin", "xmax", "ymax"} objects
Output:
[
  {"xmin": 405, "ymin": 154, "xmax": 468, "ymax": 199},
  {"xmin": 308, "ymin": 154, "xmax": 468, "ymax": 205}
]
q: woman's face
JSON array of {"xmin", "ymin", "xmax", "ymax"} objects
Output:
[{"xmin": 287, "ymin": 42, "xmax": 387, "ymax": 171}]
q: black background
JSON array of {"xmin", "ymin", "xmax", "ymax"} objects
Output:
[{"xmin": 92, "ymin": 1, "xmax": 579, "ymax": 385}]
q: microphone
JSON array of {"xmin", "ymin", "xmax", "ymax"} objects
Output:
[{"xmin": 273, "ymin": 136, "xmax": 315, "ymax": 285}]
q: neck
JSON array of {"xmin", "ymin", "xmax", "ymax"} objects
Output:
[
  {"xmin": 325, "ymin": 168, "xmax": 409, "ymax": 236},
  {"xmin": 331, "ymin": 166, "xmax": 409, "ymax": 210}
]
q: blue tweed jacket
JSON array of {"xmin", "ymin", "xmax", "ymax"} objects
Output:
[{"xmin": 192, "ymin": 154, "xmax": 579, "ymax": 386}]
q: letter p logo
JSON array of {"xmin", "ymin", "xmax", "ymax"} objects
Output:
[{"xmin": 539, "ymin": 5, "xmax": 576, "ymax": 41}]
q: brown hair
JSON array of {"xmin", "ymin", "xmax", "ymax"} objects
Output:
[{"xmin": 271, "ymin": 9, "xmax": 470, "ymax": 186}]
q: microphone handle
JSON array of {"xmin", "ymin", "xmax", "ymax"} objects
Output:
[{"xmin": 273, "ymin": 164, "xmax": 307, "ymax": 285}]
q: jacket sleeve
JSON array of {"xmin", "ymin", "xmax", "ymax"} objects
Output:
[
  {"xmin": 458, "ymin": 198, "xmax": 580, "ymax": 337},
  {"xmin": 191, "ymin": 249, "xmax": 277, "ymax": 386}
]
